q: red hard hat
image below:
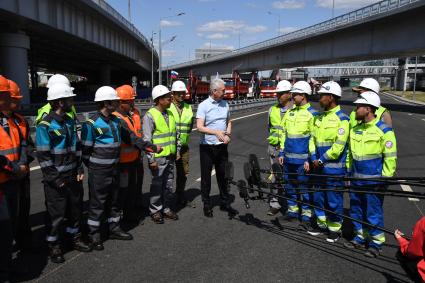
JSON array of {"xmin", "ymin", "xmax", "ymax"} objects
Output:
[
  {"xmin": 0, "ymin": 75, "xmax": 10, "ymax": 92},
  {"xmin": 116, "ymin": 85, "xmax": 135, "ymax": 101},
  {"xmin": 8, "ymin": 80, "xmax": 22, "ymax": 99}
]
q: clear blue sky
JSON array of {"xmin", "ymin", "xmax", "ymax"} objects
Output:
[{"xmin": 106, "ymin": 0, "xmax": 379, "ymax": 66}]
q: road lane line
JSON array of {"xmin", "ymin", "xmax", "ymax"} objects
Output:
[
  {"xmin": 29, "ymin": 109, "xmax": 269, "ymax": 172},
  {"xmin": 400, "ymin": 184, "xmax": 420, "ymax": 202}
]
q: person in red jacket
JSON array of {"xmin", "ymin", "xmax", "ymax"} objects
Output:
[{"xmin": 395, "ymin": 217, "xmax": 425, "ymax": 283}]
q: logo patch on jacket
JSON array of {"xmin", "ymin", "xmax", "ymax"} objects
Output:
[
  {"xmin": 338, "ymin": 128, "xmax": 345, "ymax": 135},
  {"xmin": 385, "ymin": 141, "xmax": 393, "ymax": 148}
]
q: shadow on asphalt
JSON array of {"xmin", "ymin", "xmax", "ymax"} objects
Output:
[{"xmin": 235, "ymin": 211, "xmax": 410, "ymax": 283}]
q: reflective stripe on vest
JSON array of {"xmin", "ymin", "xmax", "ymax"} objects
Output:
[
  {"xmin": 268, "ymin": 105, "xmax": 285, "ymax": 146},
  {"xmin": 169, "ymin": 102, "xmax": 193, "ymax": 146},
  {"xmin": 113, "ymin": 111, "xmax": 139, "ymax": 163},
  {"xmin": 0, "ymin": 118, "xmax": 21, "ymax": 183},
  {"xmin": 148, "ymin": 107, "xmax": 176, "ymax": 157}
]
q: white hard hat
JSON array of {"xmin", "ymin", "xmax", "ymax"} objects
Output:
[
  {"xmin": 47, "ymin": 83, "xmax": 76, "ymax": 101},
  {"xmin": 152, "ymin": 85, "xmax": 171, "ymax": 100},
  {"xmin": 275, "ymin": 80, "xmax": 292, "ymax": 92},
  {"xmin": 94, "ymin": 86, "xmax": 119, "ymax": 102},
  {"xmin": 47, "ymin": 74, "xmax": 73, "ymax": 90},
  {"xmin": 318, "ymin": 81, "xmax": 342, "ymax": 97},
  {"xmin": 290, "ymin": 81, "xmax": 312, "ymax": 95},
  {"xmin": 171, "ymin": 80, "xmax": 188, "ymax": 93},
  {"xmin": 353, "ymin": 91, "xmax": 381, "ymax": 108},
  {"xmin": 353, "ymin": 78, "xmax": 380, "ymax": 94}
]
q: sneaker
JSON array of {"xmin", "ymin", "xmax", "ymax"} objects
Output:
[
  {"xmin": 326, "ymin": 231, "xmax": 340, "ymax": 243},
  {"xmin": 151, "ymin": 212, "xmax": 164, "ymax": 224},
  {"xmin": 307, "ymin": 227, "xmax": 325, "ymax": 236},
  {"xmin": 364, "ymin": 247, "xmax": 381, "ymax": 258},
  {"xmin": 267, "ymin": 207, "xmax": 280, "ymax": 216},
  {"xmin": 343, "ymin": 240, "xmax": 364, "ymax": 250},
  {"xmin": 49, "ymin": 246, "xmax": 65, "ymax": 264}
]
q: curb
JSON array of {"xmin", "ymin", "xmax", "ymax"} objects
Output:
[{"xmin": 382, "ymin": 92, "xmax": 425, "ymax": 106}]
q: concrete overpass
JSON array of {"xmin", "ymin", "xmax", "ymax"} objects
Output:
[
  {"xmin": 167, "ymin": 0, "xmax": 425, "ymax": 78},
  {"xmin": 0, "ymin": 0, "xmax": 158, "ymax": 104}
]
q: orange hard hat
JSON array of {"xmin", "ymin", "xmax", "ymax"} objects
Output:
[
  {"xmin": 116, "ymin": 85, "xmax": 135, "ymax": 101},
  {"xmin": 7, "ymin": 80, "xmax": 22, "ymax": 99},
  {"xmin": 0, "ymin": 75, "xmax": 10, "ymax": 92}
]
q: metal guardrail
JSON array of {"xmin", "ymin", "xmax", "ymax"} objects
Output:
[
  {"xmin": 26, "ymin": 98, "xmax": 276, "ymax": 138},
  {"xmin": 89, "ymin": 0, "xmax": 157, "ymax": 57},
  {"xmin": 168, "ymin": 0, "xmax": 421, "ymax": 70}
]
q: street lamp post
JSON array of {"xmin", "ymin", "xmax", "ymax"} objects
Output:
[
  {"xmin": 158, "ymin": 12, "xmax": 185, "ymax": 85},
  {"xmin": 151, "ymin": 31, "xmax": 156, "ymax": 88},
  {"xmin": 267, "ymin": 11, "xmax": 281, "ymax": 36}
]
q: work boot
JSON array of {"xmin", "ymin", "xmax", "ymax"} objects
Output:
[
  {"xmin": 110, "ymin": 228, "xmax": 133, "ymax": 241},
  {"xmin": 267, "ymin": 207, "xmax": 280, "ymax": 216},
  {"xmin": 203, "ymin": 205, "xmax": 213, "ymax": 218},
  {"xmin": 151, "ymin": 212, "xmax": 164, "ymax": 224},
  {"xmin": 282, "ymin": 214, "xmax": 298, "ymax": 222},
  {"xmin": 364, "ymin": 247, "xmax": 381, "ymax": 258},
  {"xmin": 307, "ymin": 226, "xmax": 326, "ymax": 236},
  {"xmin": 220, "ymin": 204, "xmax": 239, "ymax": 217},
  {"xmin": 164, "ymin": 210, "xmax": 179, "ymax": 220},
  {"xmin": 91, "ymin": 240, "xmax": 104, "ymax": 251},
  {"xmin": 49, "ymin": 245, "xmax": 65, "ymax": 264},
  {"xmin": 73, "ymin": 237, "xmax": 93, "ymax": 252},
  {"xmin": 343, "ymin": 240, "xmax": 365, "ymax": 250}
]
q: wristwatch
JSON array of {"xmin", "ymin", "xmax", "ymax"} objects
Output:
[{"xmin": 318, "ymin": 159, "xmax": 324, "ymax": 166}]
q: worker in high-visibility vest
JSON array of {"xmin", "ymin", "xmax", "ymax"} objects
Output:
[
  {"xmin": 0, "ymin": 75, "xmax": 14, "ymax": 283},
  {"xmin": 278, "ymin": 81, "xmax": 318, "ymax": 230},
  {"xmin": 266, "ymin": 80, "xmax": 293, "ymax": 216},
  {"xmin": 113, "ymin": 85, "xmax": 144, "ymax": 225},
  {"xmin": 142, "ymin": 85, "xmax": 179, "ymax": 224},
  {"xmin": 350, "ymin": 78, "xmax": 392, "ymax": 128},
  {"xmin": 310, "ymin": 81, "xmax": 350, "ymax": 243},
  {"xmin": 344, "ymin": 91, "xmax": 397, "ymax": 258},
  {"xmin": 35, "ymin": 74, "xmax": 77, "ymax": 125},
  {"xmin": 169, "ymin": 80, "xmax": 194, "ymax": 208},
  {"xmin": 2, "ymin": 79, "xmax": 34, "ymax": 252}
]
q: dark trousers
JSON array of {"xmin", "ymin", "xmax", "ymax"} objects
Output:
[
  {"xmin": 175, "ymin": 146, "xmax": 189, "ymax": 196},
  {"xmin": 199, "ymin": 144, "xmax": 229, "ymax": 207},
  {"xmin": 87, "ymin": 169, "xmax": 120, "ymax": 241},
  {"xmin": 1, "ymin": 182, "xmax": 18, "ymax": 238},
  {"xmin": 17, "ymin": 175, "xmax": 31, "ymax": 249},
  {"xmin": 118, "ymin": 162, "xmax": 138, "ymax": 222},
  {"xmin": 136, "ymin": 158, "xmax": 144, "ymax": 208},
  {"xmin": 0, "ymin": 194, "xmax": 12, "ymax": 282},
  {"xmin": 43, "ymin": 178, "xmax": 83, "ymax": 244}
]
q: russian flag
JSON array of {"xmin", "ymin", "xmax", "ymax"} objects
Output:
[{"xmin": 170, "ymin": 70, "xmax": 178, "ymax": 79}]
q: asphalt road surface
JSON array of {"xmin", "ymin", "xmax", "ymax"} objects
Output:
[{"xmin": 12, "ymin": 90, "xmax": 425, "ymax": 282}]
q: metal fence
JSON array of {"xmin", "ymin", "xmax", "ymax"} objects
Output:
[
  {"xmin": 89, "ymin": 0, "xmax": 157, "ymax": 57},
  {"xmin": 168, "ymin": 0, "xmax": 421, "ymax": 70}
]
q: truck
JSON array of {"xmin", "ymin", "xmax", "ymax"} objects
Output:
[
  {"xmin": 177, "ymin": 71, "xmax": 210, "ymax": 103},
  {"xmin": 259, "ymin": 79, "xmax": 278, "ymax": 98},
  {"xmin": 222, "ymin": 72, "xmax": 249, "ymax": 100}
]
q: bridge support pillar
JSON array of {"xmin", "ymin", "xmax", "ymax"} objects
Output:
[
  {"xmin": 100, "ymin": 64, "xmax": 111, "ymax": 85},
  {"xmin": 0, "ymin": 32, "xmax": 30, "ymax": 104}
]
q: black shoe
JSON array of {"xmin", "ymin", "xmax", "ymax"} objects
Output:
[
  {"xmin": 282, "ymin": 214, "xmax": 297, "ymax": 222},
  {"xmin": 164, "ymin": 210, "xmax": 179, "ymax": 220},
  {"xmin": 343, "ymin": 240, "xmax": 365, "ymax": 250},
  {"xmin": 298, "ymin": 221, "xmax": 312, "ymax": 232},
  {"xmin": 73, "ymin": 238, "xmax": 93, "ymax": 252},
  {"xmin": 49, "ymin": 246, "xmax": 65, "ymax": 264},
  {"xmin": 326, "ymin": 231, "xmax": 340, "ymax": 243},
  {"xmin": 364, "ymin": 247, "xmax": 381, "ymax": 258},
  {"xmin": 151, "ymin": 212, "xmax": 165, "ymax": 224},
  {"xmin": 176, "ymin": 195, "xmax": 188, "ymax": 207},
  {"xmin": 267, "ymin": 207, "xmax": 280, "ymax": 216},
  {"xmin": 110, "ymin": 228, "xmax": 133, "ymax": 241},
  {"xmin": 307, "ymin": 226, "xmax": 325, "ymax": 236},
  {"xmin": 220, "ymin": 204, "xmax": 239, "ymax": 216},
  {"xmin": 91, "ymin": 241, "xmax": 104, "ymax": 251},
  {"xmin": 203, "ymin": 206, "xmax": 213, "ymax": 218}
]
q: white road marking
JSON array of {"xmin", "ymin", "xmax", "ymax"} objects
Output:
[
  {"xmin": 408, "ymin": 113, "xmax": 413, "ymax": 116},
  {"xmin": 30, "ymin": 109, "xmax": 269, "ymax": 172},
  {"xmin": 422, "ymin": 119, "xmax": 425, "ymax": 122},
  {"xmin": 400, "ymin": 183, "xmax": 420, "ymax": 202}
]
